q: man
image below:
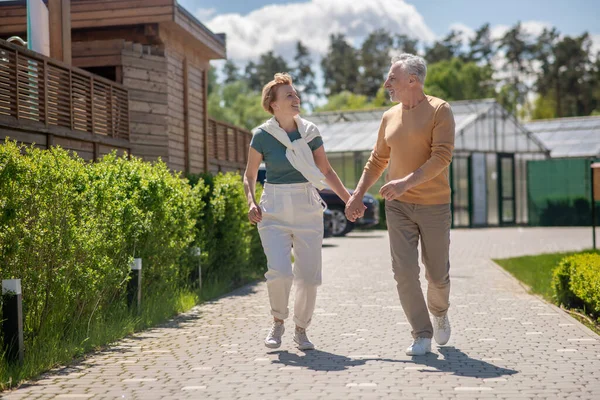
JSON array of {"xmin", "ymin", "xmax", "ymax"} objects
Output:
[{"xmin": 345, "ymin": 53, "xmax": 455, "ymax": 356}]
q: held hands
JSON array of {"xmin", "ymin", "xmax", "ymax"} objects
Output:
[
  {"xmin": 248, "ymin": 202, "xmax": 263, "ymax": 224},
  {"xmin": 345, "ymin": 194, "xmax": 367, "ymax": 222},
  {"xmin": 379, "ymin": 178, "xmax": 410, "ymax": 201}
]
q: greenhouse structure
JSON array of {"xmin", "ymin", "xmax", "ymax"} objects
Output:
[
  {"xmin": 524, "ymin": 115, "xmax": 600, "ymax": 226},
  {"xmin": 525, "ymin": 115, "xmax": 600, "ymax": 159},
  {"xmin": 309, "ymin": 99, "xmax": 549, "ymax": 228}
]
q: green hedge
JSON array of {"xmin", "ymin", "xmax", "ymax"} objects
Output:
[
  {"xmin": 0, "ymin": 141, "xmax": 266, "ymax": 385},
  {"xmin": 552, "ymin": 253, "xmax": 600, "ymax": 321},
  {"xmin": 0, "ymin": 141, "xmax": 200, "ymax": 346},
  {"xmin": 536, "ymin": 197, "xmax": 600, "ymax": 226},
  {"xmin": 188, "ymin": 173, "xmax": 266, "ymax": 287}
]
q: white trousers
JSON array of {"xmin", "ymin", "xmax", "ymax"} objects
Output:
[{"xmin": 257, "ymin": 182, "xmax": 325, "ymax": 329}]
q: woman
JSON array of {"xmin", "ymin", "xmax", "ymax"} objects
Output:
[{"xmin": 243, "ymin": 73, "xmax": 361, "ymax": 350}]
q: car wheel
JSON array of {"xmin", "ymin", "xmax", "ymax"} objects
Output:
[{"xmin": 329, "ymin": 207, "xmax": 354, "ymax": 236}]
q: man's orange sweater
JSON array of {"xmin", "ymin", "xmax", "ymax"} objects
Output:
[{"xmin": 364, "ymin": 95, "xmax": 455, "ymax": 205}]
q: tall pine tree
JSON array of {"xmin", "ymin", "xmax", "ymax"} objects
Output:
[
  {"xmin": 357, "ymin": 29, "xmax": 394, "ymax": 98},
  {"xmin": 321, "ymin": 34, "xmax": 360, "ymax": 95},
  {"xmin": 293, "ymin": 41, "xmax": 317, "ymax": 107}
]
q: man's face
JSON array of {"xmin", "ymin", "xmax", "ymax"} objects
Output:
[{"xmin": 384, "ymin": 64, "xmax": 411, "ymax": 103}]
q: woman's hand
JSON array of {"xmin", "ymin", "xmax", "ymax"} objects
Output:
[{"xmin": 248, "ymin": 202, "xmax": 263, "ymax": 224}]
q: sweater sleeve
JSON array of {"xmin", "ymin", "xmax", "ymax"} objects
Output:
[
  {"xmin": 419, "ymin": 102, "xmax": 455, "ymax": 181},
  {"xmin": 363, "ymin": 115, "xmax": 390, "ymax": 181}
]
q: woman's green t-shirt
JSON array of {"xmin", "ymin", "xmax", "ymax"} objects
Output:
[{"xmin": 250, "ymin": 128, "xmax": 323, "ymax": 184}]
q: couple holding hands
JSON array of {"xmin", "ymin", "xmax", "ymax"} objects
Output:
[{"xmin": 243, "ymin": 53, "xmax": 455, "ymax": 356}]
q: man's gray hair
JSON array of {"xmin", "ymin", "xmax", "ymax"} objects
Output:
[{"xmin": 391, "ymin": 53, "xmax": 427, "ymax": 84}]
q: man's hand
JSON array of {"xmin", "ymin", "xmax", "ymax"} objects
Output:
[
  {"xmin": 379, "ymin": 178, "xmax": 411, "ymax": 201},
  {"xmin": 345, "ymin": 194, "xmax": 367, "ymax": 222},
  {"xmin": 248, "ymin": 202, "xmax": 263, "ymax": 224}
]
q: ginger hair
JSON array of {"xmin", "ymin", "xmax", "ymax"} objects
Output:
[{"xmin": 261, "ymin": 73, "xmax": 294, "ymax": 114}]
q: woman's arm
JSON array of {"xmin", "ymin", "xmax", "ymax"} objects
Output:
[
  {"xmin": 312, "ymin": 146, "xmax": 351, "ymax": 204},
  {"xmin": 243, "ymin": 147, "xmax": 264, "ymax": 224}
]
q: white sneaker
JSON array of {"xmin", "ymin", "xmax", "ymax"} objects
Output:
[
  {"xmin": 293, "ymin": 329, "xmax": 315, "ymax": 350},
  {"xmin": 405, "ymin": 337, "xmax": 431, "ymax": 356},
  {"xmin": 433, "ymin": 314, "xmax": 451, "ymax": 345},
  {"xmin": 264, "ymin": 321, "xmax": 285, "ymax": 348}
]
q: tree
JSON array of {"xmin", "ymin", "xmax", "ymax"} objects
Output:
[
  {"xmin": 467, "ymin": 23, "xmax": 494, "ymax": 65},
  {"xmin": 208, "ymin": 80, "xmax": 271, "ymax": 130},
  {"xmin": 497, "ymin": 22, "xmax": 535, "ymax": 115},
  {"xmin": 315, "ymin": 91, "xmax": 369, "ymax": 112},
  {"xmin": 530, "ymin": 93, "xmax": 557, "ymax": 120},
  {"xmin": 321, "ymin": 34, "xmax": 360, "ymax": 95},
  {"xmin": 395, "ymin": 34, "xmax": 419, "ymax": 55},
  {"xmin": 592, "ymin": 54, "xmax": 600, "ymax": 115},
  {"xmin": 244, "ymin": 61, "xmax": 261, "ymax": 92},
  {"xmin": 316, "ymin": 87, "xmax": 393, "ymax": 112},
  {"xmin": 371, "ymin": 86, "xmax": 393, "ymax": 108},
  {"xmin": 357, "ymin": 29, "xmax": 394, "ymax": 98},
  {"xmin": 534, "ymin": 30, "xmax": 597, "ymax": 117},
  {"xmin": 256, "ymin": 51, "xmax": 290, "ymax": 88},
  {"xmin": 425, "ymin": 30, "xmax": 463, "ymax": 64},
  {"xmin": 293, "ymin": 41, "xmax": 317, "ymax": 108},
  {"xmin": 207, "ymin": 66, "xmax": 218, "ymax": 96},
  {"xmin": 223, "ymin": 60, "xmax": 240, "ymax": 84},
  {"xmin": 424, "ymin": 58, "xmax": 495, "ymax": 101}
]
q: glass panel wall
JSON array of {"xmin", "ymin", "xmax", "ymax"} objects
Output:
[
  {"xmin": 499, "ymin": 154, "xmax": 516, "ymax": 225},
  {"xmin": 486, "ymin": 153, "xmax": 499, "ymax": 225},
  {"xmin": 452, "ymin": 156, "xmax": 470, "ymax": 227}
]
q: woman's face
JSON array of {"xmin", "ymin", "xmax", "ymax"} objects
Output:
[{"xmin": 271, "ymin": 84, "xmax": 301, "ymax": 117}]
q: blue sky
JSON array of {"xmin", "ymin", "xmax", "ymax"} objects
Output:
[{"xmin": 180, "ymin": 0, "xmax": 599, "ymax": 38}]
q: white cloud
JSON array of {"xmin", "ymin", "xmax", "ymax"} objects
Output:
[
  {"xmin": 490, "ymin": 20, "xmax": 551, "ymax": 41},
  {"xmin": 448, "ymin": 23, "xmax": 475, "ymax": 44},
  {"xmin": 194, "ymin": 7, "xmax": 217, "ymax": 21},
  {"xmin": 591, "ymin": 34, "xmax": 600, "ymax": 58},
  {"xmin": 200, "ymin": 0, "xmax": 435, "ymax": 64}
]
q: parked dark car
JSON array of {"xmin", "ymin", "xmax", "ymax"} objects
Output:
[
  {"xmin": 318, "ymin": 187, "xmax": 379, "ymax": 236},
  {"xmin": 257, "ymin": 165, "xmax": 379, "ymax": 237},
  {"xmin": 323, "ymin": 209, "xmax": 334, "ymax": 238}
]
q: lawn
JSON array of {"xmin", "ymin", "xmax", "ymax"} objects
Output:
[
  {"xmin": 493, "ymin": 251, "xmax": 584, "ymax": 301},
  {"xmin": 494, "ymin": 249, "xmax": 600, "ymax": 335}
]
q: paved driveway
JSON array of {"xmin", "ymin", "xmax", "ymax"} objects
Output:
[{"xmin": 3, "ymin": 227, "xmax": 600, "ymax": 399}]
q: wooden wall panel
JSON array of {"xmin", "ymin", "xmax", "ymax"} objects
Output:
[
  {"xmin": 0, "ymin": 4, "xmax": 26, "ymax": 36},
  {"xmin": 188, "ymin": 64, "xmax": 204, "ymax": 173},
  {"xmin": 0, "ymin": 128, "xmax": 47, "ymax": 147},
  {"xmin": 71, "ymin": 0, "xmax": 173, "ymax": 29},
  {"xmin": 166, "ymin": 47, "xmax": 185, "ymax": 172},
  {"xmin": 0, "ymin": 1, "xmax": 172, "ymax": 35},
  {"xmin": 121, "ymin": 44, "xmax": 169, "ymax": 162}
]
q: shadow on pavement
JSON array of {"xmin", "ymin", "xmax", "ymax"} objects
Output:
[
  {"xmin": 407, "ymin": 346, "xmax": 518, "ymax": 379},
  {"xmin": 270, "ymin": 350, "xmax": 371, "ymax": 372},
  {"xmin": 271, "ymin": 346, "xmax": 518, "ymax": 378}
]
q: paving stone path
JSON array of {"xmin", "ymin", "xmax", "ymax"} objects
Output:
[{"xmin": 3, "ymin": 227, "xmax": 600, "ymax": 399}]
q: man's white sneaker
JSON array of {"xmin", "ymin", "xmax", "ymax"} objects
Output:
[
  {"xmin": 264, "ymin": 321, "xmax": 285, "ymax": 348},
  {"xmin": 433, "ymin": 314, "xmax": 451, "ymax": 345},
  {"xmin": 405, "ymin": 337, "xmax": 432, "ymax": 356},
  {"xmin": 293, "ymin": 329, "xmax": 315, "ymax": 350}
]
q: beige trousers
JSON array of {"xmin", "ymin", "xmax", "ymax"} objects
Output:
[
  {"xmin": 385, "ymin": 200, "xmax": 451, "ymax": 339},
  {"xmin": 257, "ymin": 182, "xmax": 325, "ymax": 329}
]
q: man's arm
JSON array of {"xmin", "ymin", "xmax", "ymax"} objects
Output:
[{"xmin": 346, "ymin": 116, "xmax": 390, "ymax": 220}]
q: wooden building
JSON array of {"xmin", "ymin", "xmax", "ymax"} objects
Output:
[{"xmin": 0, "ymin": 0, "xmax": 251, "ymax": 173}]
